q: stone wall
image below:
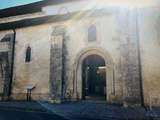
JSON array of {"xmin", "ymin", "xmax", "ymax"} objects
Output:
[
  {"xmin": 11, "ymin": 25, "xmax": 51, "ymax": 100},
  {"xmin": 138, "ymin": 7, "xmax": 160, "ymax": 106},
  {"xmin": 64, "ymin": 13, "xmax": 123, "ymax": 102}
]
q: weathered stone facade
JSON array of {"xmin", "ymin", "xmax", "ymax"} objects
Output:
[{"xmin": 0, "ymin": 0, "xmax": 160, "ymax": 106}]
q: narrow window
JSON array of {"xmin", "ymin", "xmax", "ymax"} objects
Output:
[
  {"xmin": 88, "ymin": 25, "xmax": 97, "ymax": 42},
  {"xmin": 25, "ymin": 46, "xmax": 31, "ymax": 62}
]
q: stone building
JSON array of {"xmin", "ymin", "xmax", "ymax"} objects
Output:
[{"xmin": 0, "ymin": 0, "xmax": 160, "ymax": 106}]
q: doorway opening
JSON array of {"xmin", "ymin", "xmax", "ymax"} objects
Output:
[{"xmin": 82, "ymin": 54, "xmax": 106, "ymax": 100}]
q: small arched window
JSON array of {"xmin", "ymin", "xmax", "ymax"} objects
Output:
[
  {"xmin": 25, "ymin": 46, "xmax": 31, "ymax": 62},
  {"xmin": 88, "ymin": 25, "xmax": 97, "ymax": 42}
]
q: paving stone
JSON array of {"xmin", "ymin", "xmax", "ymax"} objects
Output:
[{"xmin": 40, "ymin": 101, "xmax": 151, "ymax": 120}]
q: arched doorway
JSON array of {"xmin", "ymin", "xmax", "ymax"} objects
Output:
[
  {"xmin": 82, "ymin": 55, "xmax": 106, "ymax": 100},
  {"xmin": 74, "ymin": 47, "xmax": 114, "ymax": 102}
]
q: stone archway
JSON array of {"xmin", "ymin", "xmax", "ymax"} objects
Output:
[{"xmin": 73, "ymin": 47, "xmax": 114, "ymax": 102}]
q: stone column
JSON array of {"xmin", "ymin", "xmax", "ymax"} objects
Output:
[
  {"xmin": 50, "ymin": 35, "xmax": 63, "ymax": 102},
  {"xmin": 117, "ymin": 8, "xmax": 141, "ymax": 105},
  {"xmin": 0, "ymin": 34, "xmax": 14, "ymax": 100},
  {"xmin": 50, "ymin": 26, "xmax": 68, "ymax": 102}
]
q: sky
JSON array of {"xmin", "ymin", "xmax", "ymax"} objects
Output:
[{"xmin": 0, "ymin": 0, "xmax": 42, "ymax": 9}]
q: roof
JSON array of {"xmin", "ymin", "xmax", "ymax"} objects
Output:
[
  {"xmin": 0, "ymin": 9, "xmax": 110, "ymax": 31},
  {"xmin": 0, "ymin": 0, "xmax": 79, "ymax": 18},
  {"xmin": 0, "ymin": 14, "xmax": 71, "ymax": 30}
]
